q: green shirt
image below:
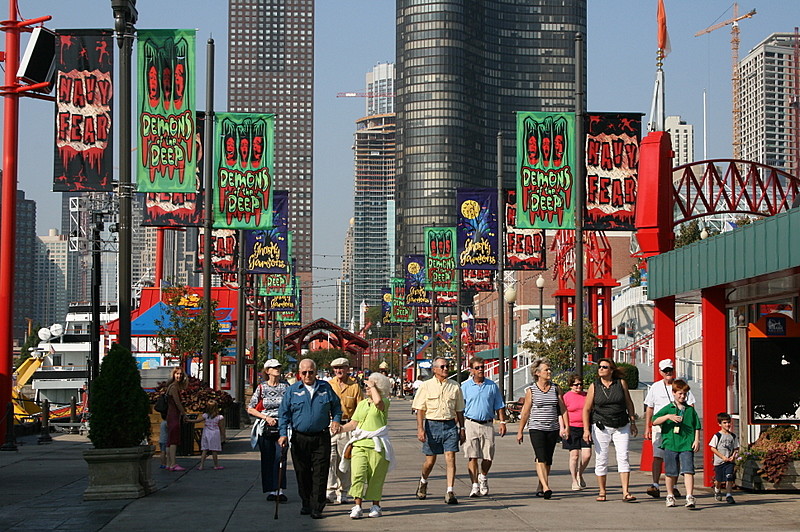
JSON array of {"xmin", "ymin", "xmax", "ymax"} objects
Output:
[
  {"xmin": 351, "ymin": 397, "xmax": 390, "ymax": 448},
  {"xmin": 654, "ymin": 403, "xmax": 701, "ymax": 452}
]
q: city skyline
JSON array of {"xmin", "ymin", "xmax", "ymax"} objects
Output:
[{"xmin": 4, "ymin": 0, "xmax": 798, "ymax": 320}]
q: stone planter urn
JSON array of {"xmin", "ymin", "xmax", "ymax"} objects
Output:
[
  {"xmin": 740, "ymin": 459, "xmax": 800, "ymax": 491},
  {"xmin": 83, "ymin": 445, "xmax": 156, "ymax": 500}
]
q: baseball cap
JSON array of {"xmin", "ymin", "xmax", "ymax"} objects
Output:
[
  {"xmin": 263, "ymin": 359, "xmax": 281, "ymax": 369},
  {"xmin": 658, "ymin": 359, "xmax": 674, "ymax": 371},
  {"xmin": 378, "ymin": 361, "xmax": 389, "ymax": 369},
  {"xmin": 331, "ymin": 357, "xmax": 350, "ymax": 368}
]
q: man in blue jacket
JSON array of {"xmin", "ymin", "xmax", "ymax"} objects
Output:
[{"xmin": 279, "ymin": 358, "xmax": 342, "ymax": 519}]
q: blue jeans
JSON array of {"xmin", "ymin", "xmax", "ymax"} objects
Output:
[
  {"xmin": 663, "ymin": 449, "xmax": 695, "ymax": 477},
  {"xmin": 423, "ymin": 419, "xmax": 459, "ymax": 455}
]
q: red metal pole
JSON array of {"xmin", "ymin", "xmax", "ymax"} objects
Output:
[
  {"xmin": 701, "ymin": 286, "xmax": 727, "ymax": 487},
  {"xmin": 154, "ymin": 227, "xmax": 165, "ymax": 287}
]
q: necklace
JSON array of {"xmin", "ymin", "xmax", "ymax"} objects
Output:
[{"xmin": 599, "ymin": 379, "xmax": 613, "ymax": 400}]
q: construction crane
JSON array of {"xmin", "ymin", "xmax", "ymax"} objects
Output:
[{"xmin": 695, "ymin": 3, "xmax": 756, "ymax": 159}]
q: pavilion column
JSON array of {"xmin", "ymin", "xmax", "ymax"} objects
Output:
[{"xmin": 701, "ymin": 285, "xmax": 727, "ymax": 487}]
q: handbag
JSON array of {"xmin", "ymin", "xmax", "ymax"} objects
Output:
[
  {"xmin": 154, "ymin": 394, "xmax": 168, "ymax": 415},
  {"xmin": 343, "ymin": 442, "xmax": 354, "ymax": 460}
]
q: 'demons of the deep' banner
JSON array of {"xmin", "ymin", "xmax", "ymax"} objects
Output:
[
  {"xmin": 424, "ymin": 227, "xmax": 458, "ymax": 292},
  {"xmin": 137, "ymin": 29, "xmax": 196, "ymax": 192},
  {"xmin": 516, "ymin": 111, "xmax": 576, "ymax": 229},
  {"xmin": 54, "ymin": 29, "xmax": 114, "ymax": 192},
  {"xmin": 213, "ymin": 113, "xmax": 275, "ymax": 229}
]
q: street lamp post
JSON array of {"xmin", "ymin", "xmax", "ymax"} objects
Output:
[
  {"xmin": 504, "ymin": 286, "xmax": 517, "ymax": 402},
  {"xmin": 536, "ymin": 274, "xmax": 545, "ymax": 344}
]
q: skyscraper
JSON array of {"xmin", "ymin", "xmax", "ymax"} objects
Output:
[
  {"xmin": 665, "ymin": 115, "xmax": 695, "ymax": 166},
  {"xmin": 35, "ymin": 229, "xmax": 72, "ymax": 327},
  {"xmin": 739, "ymin": 32, "xmax": 799, "ymax": 174},
  {"xmin": 14, "ymin": 191, "xmax": 36, "ymax": 342},
  {"xmin": 228, "ymin": 0, "xmax": 314, "ymax": 320},
  {"xmin": 336, "ymin": 218, "xmax": 354, "ymax": 329},
  {"xmin": 351, "ymin": 63, "xmax": 396, "ymax": 327},
  {"xmin": 395, "ymin": 0, "xmax": 587, "ymax": 257}
]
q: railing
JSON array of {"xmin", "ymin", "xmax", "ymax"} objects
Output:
[
  {"xmin": 611, "ymin": 285, "xmax": 650, "ymax": 316},
  {"xmin": 676, "ymin": 312, "xmax": 701, "ymax": 348}
]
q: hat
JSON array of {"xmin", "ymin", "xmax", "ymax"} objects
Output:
[
  {"xmin": 378, "ymin": 361, "xmax": 389, "ymax": 369},
  {"xmin": 331, "ymin": 357, "xmax": 350, "ymax": 368},
  {"xmin": 263, "ymin": 359, "xmax": 282, "ymax": 369},
  {"xmin": 658, "ymin": 359, "xmax": 674, "ymax": 371}
]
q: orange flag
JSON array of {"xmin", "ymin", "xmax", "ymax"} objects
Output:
[{"xmin": 657, "ymin": 0, "xmax": 671, "ymax": 57}]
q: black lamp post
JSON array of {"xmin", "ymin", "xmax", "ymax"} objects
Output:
[
  {"xmin": 504, "ymin": 285, "xmax": 517, "ymax": 402},
  {"xmin": 536, "ymin": 274, "xmax": 545, "ymax": 344},
  {"xmin": 111, "ymin": 0, "xmax": 137, "ymax": 351}
]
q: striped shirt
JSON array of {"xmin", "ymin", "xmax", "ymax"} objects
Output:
[{"xmin": 526, "ymin": 382, "xmax": 560, "ymax": 431}]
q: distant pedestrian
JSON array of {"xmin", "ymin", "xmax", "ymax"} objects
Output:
[
  {"xmin": 412, "ymin": 357, "xmax": 465, "ymax": 504},
  {"xmin": 461, "ymin": 357, "xmax": 507, "ymax": 497},
  {"xmin": 516, "ymin": 357, "xmax": 569, "ymax": 499},
  {"xmin": 562, "ymin": 373, "xmax": 591, "ymax": 491},
  {"xmin": 193, "ymin": 399, "xmax": 225, "ymax": 470},
  {"xmin": 582, "ymin": 358, "xmax": 638, "ymax": 502},
  {"xmin": 158, "ymin": 415, "xmax": 168, "ymax": 469},
  {"xmin": 644, "ymin": 358, "xmax": 696, "ymax": 498},
  {"xmin": 248, "ymin": 359, "xmax": 289, "ymax": 502},
  {"xmin": 709, "ymin": 412, "xmax": 739, "ymax": 504},
  {"xmin": 326, "ymin": 357, "xmax": 363, "ymax": 505},
  {"xmin": 652, "ymin": 379, "xmax": 701, "ymax": 508},
  {"xmin": 165, "ymin": 367, "xmax": 189, "ymax": 471},
  {"xmin": 278, "ymin": 359, "xmax": 343, "ymax": 520}
]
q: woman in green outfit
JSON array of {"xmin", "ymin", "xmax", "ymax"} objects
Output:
[{"xmin": 339, "ymin": 372, "xmax": 395, "ymax": 519}]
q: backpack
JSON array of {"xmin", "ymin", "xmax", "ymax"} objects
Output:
[{"xmin": 154, "ymin": 393, "xmax": 168, "ymax": 415}]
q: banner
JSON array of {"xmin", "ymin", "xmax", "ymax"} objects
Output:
[
  {"xmin": 404, "ymin": 255, "xmax": 429, "ymax": 307},
  {"xmin": 381, "ymin": 288, "xmax": 392, "ymax": 323},
  {"xmin": 462, "ymin": 269, "xmax": 494, "ymax": 292},
  {"xmin": 54, "ymin": 30, "xmax": 114, "ymax": 192},
  {"xmin": 243, "ymin": 191, "xmax": 290, "ymax": 273},
  {"xmin": 505, "ymin": 189, "xmax": 546, "ymax": 270},
  {"xmin": 424, "ymin": 227, "xmax": 458, "ymax": 292},
  {"xmin": 213, "ymin": 112, "xmax": 275, "ymax": 229},
  {"xmin": 516, "ymin": 111, "xmax": 576, "ymax": 229},
  {"xmin": 137, "ymin": 29, "xmax": 197, "ymax": 192},
  {"xmin": 585, "ymin": 112, "xmax": 642, "ymax": 230},
  {"xmin": 276, "ymin": 310, "xmax": 301, "ymax": 327},
  {"xmin": 197, "ymin": 228, "xmax": 237, "ymax": 284},
  {"xmin": 474, "ymin": 318, "xmax": 489, "ymax": 345},
  {"xmin": 390, "ymin": 278, "xmax": 413, "ymax": 323},
  {"xmin": 435, "ymin": 291, "xmax": 457, "ymax": 307},
  {"xmin": 415, "ymin": 306, "xmax": 432, "ymax": 325},
  {"xmin": 456, "ymin": 188, "xmax": 498, "ymax": 269},
  {"xmin": 260, "ymin": 273, "xmax": 293, "ymax": 297},
  {"xmin": 143, "ymin": 112, "xmax": 205, "ymax": 226}
]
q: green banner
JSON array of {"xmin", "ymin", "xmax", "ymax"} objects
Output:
[
  {"xmin": 213, "ymin": 112, "xmax": 275, "ymax": 229},
  {"xmin": 137, "ymin": 29, "xmax": 196, "ymax": 192},
  {"xmin": 516, "ymin": 111, "xmax": 576, "ymax": 229},
  {"xmin": 390, "ymin": 278, "xmax": 413, "ymax": 323},
  {"xmin": 424, "ymin": 227, "xmax": 458, "ymax": 292}
]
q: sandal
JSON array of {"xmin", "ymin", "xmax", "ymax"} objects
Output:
[
  {"xmin": 623, "ymin": 493, "xmax": 637, "ymax": 502},
  {"xmin": 596, "ymin": 494, "xmax": 607, "ymax": 502},
  {"xmin": 535, "ymin": 491, "xmax": 545, "ymax": 497}
]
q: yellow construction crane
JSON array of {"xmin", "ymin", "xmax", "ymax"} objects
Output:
[{"xmin": 695, "ymin": 3, "xmax": 757, "ymax": 159}]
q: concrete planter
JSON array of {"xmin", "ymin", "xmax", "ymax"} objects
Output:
[
  {"xmin": 740, "ymin": 459, "xmax": 800, "ymax": 491},
  {"xmin": 83, "ymin": 445, "xmax": 156, "ymax": 500}
]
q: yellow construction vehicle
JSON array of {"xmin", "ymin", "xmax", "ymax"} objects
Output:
[{"xmin": 12, "ymin": 351, "xmax": 45, "ymax": 424}]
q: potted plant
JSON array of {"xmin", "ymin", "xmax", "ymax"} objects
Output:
[
  {"xmin": 738, "ymin": 425, "xmax": 800, "ymax": 491},
  {"xmin": 83, "ymin": 343, "xmax": 156, "ymax": 500}
]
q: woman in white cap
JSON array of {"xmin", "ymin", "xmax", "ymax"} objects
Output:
[{"xmin": 248, "ymin": 359, "xmax": 289, "ymax": 502}]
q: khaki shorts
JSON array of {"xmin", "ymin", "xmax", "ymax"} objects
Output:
[
  {"xmin": 652, "ymin": 425, "xmax": 665, "ymax": 459},
  {"xmin": 463, "ymin": 418, "xmax": 495, "ymax": 460}
]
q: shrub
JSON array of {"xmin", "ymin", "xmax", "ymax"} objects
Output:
[
  {"xmin": 89, "ymin": 343, "xmax": 151, "ymax": 449},
  {"xmin": 149, "ymin": 375, "xmax": 233, "ymax": 412},
  {"xmin": 616, "ymin": 362, "xmax": 639, "ymax": 389}
]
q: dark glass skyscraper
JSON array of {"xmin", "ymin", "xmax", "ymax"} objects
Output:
[
  {"xmin": 395, "ymin": 0, "xmax": 586, "ymax": 257},
  {"xmin": 228, "ymin": 0, "xmax": 314, "ymax": 318}
]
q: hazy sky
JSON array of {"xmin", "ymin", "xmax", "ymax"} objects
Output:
[{"xmin": 4, "ymin": 0, "xmax": 797, "ymax": 319}]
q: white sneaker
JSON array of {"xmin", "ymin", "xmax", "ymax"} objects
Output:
[
  {"xmin": 478, "ymin": 475, "xmax": 489, "ymax": 496},
  {"xmin": 685, "ymin": 495, "xmax": 696, "ymax": 508},
  {"xmin": 349, "ymin": 505, "xmax": 363, "ymax": 519},
  {"xmin": 666, "ymin": 495, "xmax": 676, "ymax": 507},
  {"xmin": 326, "ymin": 492, "xmax": 337, "ymax": 504},
  {"xmin": 469, "ymin": 485, "xmax": 480, "ymax": 497},
  {"xmin": 368, "ymin": 505, "xmax": 382, "ymax": 518}
]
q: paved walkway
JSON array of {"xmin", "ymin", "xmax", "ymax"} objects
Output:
[{"xmin": 1, "ymin": 397, "xmax": 798, "ymax": 531}]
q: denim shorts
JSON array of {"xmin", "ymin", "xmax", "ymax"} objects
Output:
[
  {"xmin": 715, "ymin": 461, "xmax": 735, "ymax": 482},
  {"xmin": 663, "ymin": 449, "xmax": 695, "ymax": 477},
  {"xmin": 423, "ymin": 419, "xmax": 459, "ymax": 455}
]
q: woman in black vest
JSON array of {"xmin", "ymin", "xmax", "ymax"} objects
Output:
[{"xmin": 582, "ymin": 358, "xmax": 638, "ymax": 502}]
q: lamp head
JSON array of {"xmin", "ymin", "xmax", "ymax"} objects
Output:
[
  {"xmin": 536, "ymin": 274, "xmax": 545, "ymax": 289},
  {"xmin": 111, "ymin": 0, "xmax": 138, "ymax": 33},
  {"xmin": 504, "ymin": 286, "xmax": 517, "ymax": 304}
]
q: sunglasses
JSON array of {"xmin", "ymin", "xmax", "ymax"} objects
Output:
[
  {"xmin": 472, "ymin": 365, "xmax": 485, "ymax": 370},
  {"xmin": 572, "ymin": 382, "xmax": 583, "ymax": 386},
  {"xmin": 598, "ymin": 365, "xmax": 611, "ymax": 369},
  {"xmin": 299, "ymin": 370, "xmax": 315, "ymax": 375},
  {"xmin": 437, "ymin": 364, "xmax": 450, "ymax": 369},
  {"xmin": 661, "ymin": 367, "xmax": 674, "ymax": 373}
]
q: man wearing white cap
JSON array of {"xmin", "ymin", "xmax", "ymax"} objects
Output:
[
  {"xmin": 644, "ymin": 358, "xmax": 696, "ymax": 498},
  {"xmin": 326, "ymin": 357, "xmax": 364, "ymax": 504}
]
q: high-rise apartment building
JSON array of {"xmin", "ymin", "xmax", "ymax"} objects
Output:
[
  {"xmin": 14, "ymin": 191, "xmax": 36, "ymax": 342},
  {"xmin": 665, "ymin": 115, "xmax": 695, "ymax": 166},
  {"xmin": 739, "ymin": 33, "xmax": 800, "ymax": 173},
  {"xmin": 228, "ymin": 0, "xmax": 314, "ymax": 320},
  {"xmin": 350, "ymin": 63, "xmax": 396, "ymax": 327},
  {"xmin": 35, "ymin": 229, "xmax": 72, "ymax": 327},
  {"xmin": 395, "ymin": 0, "xmax": 587, "ymax": 257}
]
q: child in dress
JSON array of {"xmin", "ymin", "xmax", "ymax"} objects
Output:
[
  {"xmin": 194, "ymin": 399, "xmax": 226, "ymax": 470},
  {"xmin": 159, "ymin": 411, "xmax": 169, "ymax": 469}
]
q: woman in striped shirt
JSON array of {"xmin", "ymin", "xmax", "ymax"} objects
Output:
[{"xmin": 516, "ymin": 358, "xmax": 569, "ymax": 499}]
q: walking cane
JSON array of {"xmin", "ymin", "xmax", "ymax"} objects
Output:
[{"xmin": 274, "ymin": 445, "xmax": 288, "ymax": 520}]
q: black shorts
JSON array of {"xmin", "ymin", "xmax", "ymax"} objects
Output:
[
  {"xmin": 529, "ymin": 429, "xmax": 560, "ymax": 465},
  {"xmin": 715, "ymin": 461, "xmax": 735, "ymax": 482},
  {"xmin": 562, "ymin": 426, "xmax": 592, "ymax": 450}
]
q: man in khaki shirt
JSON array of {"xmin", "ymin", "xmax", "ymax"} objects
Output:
[
  {"xmin": 326, "ymin": 357, "xmax": 364, "ymax": 504},
  {"xmin": 411, "ymin": 356, "xmax": 466, "ymax": 504}
]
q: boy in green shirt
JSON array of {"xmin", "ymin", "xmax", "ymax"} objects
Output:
[{"xmin": 653, "ymin": 379, "xmax": 701, "ymax": 509}]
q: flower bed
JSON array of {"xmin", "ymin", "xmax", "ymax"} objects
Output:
[{"xmin": 738, "ymin": 426, "xmax": 800, "ymax": 491}]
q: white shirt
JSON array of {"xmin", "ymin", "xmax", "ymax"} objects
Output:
[
  {"xmin": 304, "ymin": 383, "xmax": 315, "ymax": 398},
  {"xmin": 644, "ymin": 378, "xmax": 696, "ymax": 413}
]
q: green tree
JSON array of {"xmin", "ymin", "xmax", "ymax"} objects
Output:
[
  {"xmin": 16, "ymin": 326, "xmax": 43, "ymax": 369},
  {"xmin": 155, "ymin": 285, "xmax": 231, "ymax": 365},
  {"xmin": 521, "ymin": 318, "xmax": 599, "ymax": 374},
  {"xmin": 674, "ymin": 219, "xmax": 701, "ymax": 248}
]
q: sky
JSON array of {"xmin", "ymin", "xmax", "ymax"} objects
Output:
[{"xmin": 4, "ymin": 0, "xmax": 798, "ymax": 320}]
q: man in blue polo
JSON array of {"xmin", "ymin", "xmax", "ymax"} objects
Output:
[
  {"xmin": 279, "ymin": 358, "xmax": 342, "ymax": 520},
  {"xmin": 461, "ymin": 356, "xmax": 507, "ymax": 497}
]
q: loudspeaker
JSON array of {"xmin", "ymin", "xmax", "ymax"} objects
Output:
[{"xmin": 17, "ymin": 26, "xmax": 56, "ymax": 87}]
